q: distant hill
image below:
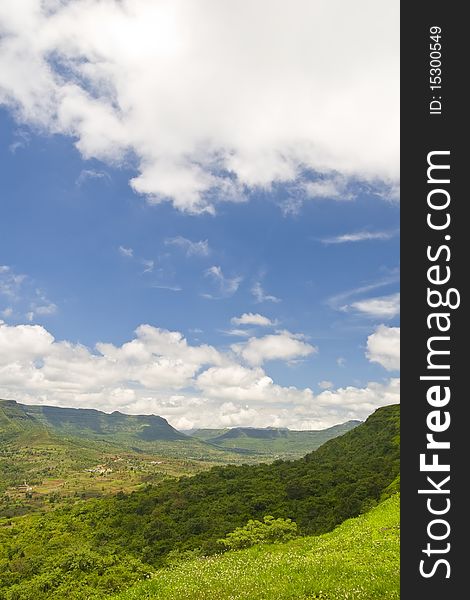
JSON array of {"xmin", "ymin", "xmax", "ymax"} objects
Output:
[
  {"xmin": 187, "ymin": 421, "xmax": 361, "ymax": 459},
  {"xmin": 0, "ymin": 399, "xmax": 186, "ymax": 443},
  {"xmin": 1, "ymin": 400, "xmax": 361, "ymax": 464}
]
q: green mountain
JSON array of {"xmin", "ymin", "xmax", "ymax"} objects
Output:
[
  {"xmin": 0, "ymin": 399, "xmax": 186, "ymax": 443},
  {"xmin": 188, "ymin": 421, "xmax": 361, "ymax": 459}
]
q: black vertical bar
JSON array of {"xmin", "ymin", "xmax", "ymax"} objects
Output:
[{"xmin": 401, "ymin": 2, "xmax": 466, "ymax": 598}]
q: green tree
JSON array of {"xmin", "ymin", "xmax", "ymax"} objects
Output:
[{"xmin": 218, "ymin": 515, "xmax": 298, "ymax": 550}]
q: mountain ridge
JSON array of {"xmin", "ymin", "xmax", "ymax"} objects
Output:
[{"xmin": 0, "ymin": 399, "xmax": 187, "ymax": 442}]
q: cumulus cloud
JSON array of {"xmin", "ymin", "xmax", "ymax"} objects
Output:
[
  {"xmin": 231, "ymin": 313, "xmax": 275, "ymax": 327},
  {"xmin": 0, "ymin": 321, "xmax": 55, "ymax": 363},
  {"xmin": 0, "ymin": 320, "xmax": 399, "ymax": 429},
  {"xmin": 0, "ymin": 321, "xmax": 224, "ymax": 397},
  {"xmin": 366, "ymin": 324, "xmax": 400, "ymax": 371},
  {"xmin": 196, "ymin": 364, "xmax": 313, "ymax": 407},
  {"xmin": 0, "ymin": 0, "xmax": 399, "ymax": 213},
  {"xmin": 232, "ymin": 330, "xmax": 317, "ymax": 366},
  {"xmin": 313, "ymin": 378, "xmax": 400, "ymax": 425},
  {"xmin": 165, "ymin": 236, "xmax": 210, "ymax": 257},
  {"xmin": 349, "ymin": 293, "xmax": 400, "ymax": 319}
]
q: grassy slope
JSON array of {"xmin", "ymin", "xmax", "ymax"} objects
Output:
[{"xmin": 111, "ymin": 493, "xmax": 400, "ymax": 600}]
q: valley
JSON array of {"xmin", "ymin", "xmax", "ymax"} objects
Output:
[{"xmin": 0, "ymin": 399, "xmax": 359, "ymax": 517}]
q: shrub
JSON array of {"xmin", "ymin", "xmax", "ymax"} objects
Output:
[{"xmin": 218, "ymin": 516, "xmax": 298, "ymax": 550}]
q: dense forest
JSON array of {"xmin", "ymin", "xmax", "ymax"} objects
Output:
[
  {"xmin": 0, "ymin": 404, "xmax": 399, "ymax": 600},
  {"xmin": 110, "ymin": 493, "xmax": 400, "ymax": 600}
]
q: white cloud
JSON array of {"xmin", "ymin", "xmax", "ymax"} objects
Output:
[
  {"xmin": 0, "ymin": 321, "xmax": 225, "ymax": 396},
  {"xmin": 34, "ymin": 302, "xmax": 58, "ymax": 316},
  {"xmin": 304, "ymin": 177, "xmax": 354, "ymax": 201},
  {"xmin": 314, "ymin": 378, "xmax": 400, "ymax": 422},
  {"xmin": 76, "ymin": 169, "xmax": 110, "ymax": 187},
  {"xmin": 251, "ymin": 282, "xmax": 281, "ymax": 304},
  {"xmin": 0, "ymin": 320, "xmax": 399, "ymax": 429},
  {"xmin": 0, "ymin": 265, "xmax": 26, "ymax": 299},
  {"xmin": 232, "ymin": 330, "xmax": 317, "ymax": 366},
  {"xmin": 336, "ymin": 357, "xmax": 346, "ymax": 367},
  {"xmin": 321, "ymin": 229, "xmax": 398, "ymax": 244},
  {"xmin": 8, "ymin": 129, "xmax": 30, "ymax": 154},
  {"xmin": 196, "ymin": 364, "xmax": 313, "ymax": 407},
  {"xmin": 221, "ymin": 329, "xmax": 251, "ymax": 338},
  {"xmin": 152, "ymin": 284, "xmax": 182, "ymax": 292},
  {"xmin": 0, "ymin": 0, "xmax": 399, "ymax": 213},
  {"xmin": 0, "ymin": 266, "xmax": 58, "ymax": 322},
  {"xmin": 327, "ymin": 273, "xmax": 399, "ymax": 311},
  {"xmin": 231, "ymin": 313, "xmax": 275, "ymax": 327},
  {"xmin": 165, "ymin": 236, "xmax": 210, "ymax": 257},
  {"xmin": 141, "ymin": 259, "xmax": 154, "ymax": 273},
  {"xmin": 119, "ymin": 247, "xmax": 155, "ymax": 274},
  {"xmin": 204, "ymin": 266, "xmax": 242, "ymax": 298},
  {"xmin": 366, "ymin": 325, "xmax": 400, "ymax": 371},
  {"xmin": 318, "ymin": 380, "xmax": 333, "ymax": 390},
  {"xmin": 118, "ymin": 246, "xmax": 134, "ymax": 258},
  {"xmin": 0, "ymin": 322, "xmax": 55, "ymax": 363},
  {"xmin": 349, "ymin": 293, "xmax": 400, "ymax": 319}
]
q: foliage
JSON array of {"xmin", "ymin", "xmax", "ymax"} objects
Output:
[
  {"xmin": 0, "ymin": 404, "xmax": 399, "ymax": 600},
  {"xmin": 218, "ymin": 515, "xmax": 298, "ymax": 550},
  {"xmin": 111, "ymin": 493, "xmax": 400, "ymax": 600}
]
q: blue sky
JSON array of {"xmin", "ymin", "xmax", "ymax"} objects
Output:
[{"xmin": 0, "ymin": 0, "xmax": 399, "ymax": 429}]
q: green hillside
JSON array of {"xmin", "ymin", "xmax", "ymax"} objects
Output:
[
  {"xmin": 189, "ymin": 421, "xmax": 361, "ymax": 459},
  {"xmin": 0, "ymin": 404, "xmax": 399, "ymax": 600},
  {"xmin": 111, "ymin": 493, "xmax": 400, "ymax": 600},
  {"xmin": 0, "ymin": 399, "xmax": 188, "ymax": 443}
]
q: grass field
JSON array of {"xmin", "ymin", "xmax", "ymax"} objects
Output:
[{"xmin": 110, "ymin": 493, "xmax": 400, "ymax": 600}]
